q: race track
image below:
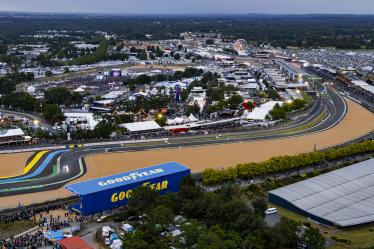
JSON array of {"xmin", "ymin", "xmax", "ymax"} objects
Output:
[{"xmin": 0, "ymin": 88, "xmax": 373, "ymax": 208}]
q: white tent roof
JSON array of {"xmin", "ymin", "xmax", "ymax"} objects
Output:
[
  {"xmin": 0, "ymin": 128, "xmax": 25, "ymax": 138},
  {"xmin": 73, "ymin": 87, "xmax": 85, "ymax": 93},
  {"xmin": 188, "ymin": 114, "xmax": 198, "ymax": 122},
  {"xmin": 110, "ymin": 239, "xmax": 123, "ymax": 249},
  {"xmin": 351, "ymin": 80, "xmax": 369, "ymax": 87},
  {"xmin": 120, "ymin": 121, "xmax": 161, "ymax": 132},
  {"xmin": 64, "ymin": 112, "xmax": 99, "ymax": 130},
  {"xmin": 242, "ymin": 101, "xmax": 283, "ymax": 121},
  {"xmin": 102, "ymin": 90, "xmax": 126, "ymax": 99}
]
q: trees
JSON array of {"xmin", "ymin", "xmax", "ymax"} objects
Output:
[
  {"xmin": 63, "ymin": 67, "xmax": 69, "ymax": 74},
  {"xmin": 136, "ymin": 50, "xmax": 148, "ymax": 60},
  {"xmin": 226, "ymin": 94, "xmax": 243, "ymax": 109},
  {"xmin": 202, "ymin": 140, "xmax": 374, "ymax": 185},
  {"xmin": 155, "ymin": 113, "xmax": 167, "ymax": 126},
  {"xmin": 45, "ymin": 70, "xmax": 52, "ymax": 77},
  {"xmin": 207, "ymin": 87, "xmax": 224, "ymax": 102},
  {"xmin": 44, "ymin": 87, "xmax": 83, "ymax": 106},
  {"xmin": 42, "ymin": 104, "xmax": 64, "ymax": 124},
  {"xmin": 117, "ymin": 175, "xmax": 326, "ymax": 249},
  {"xmin": 268, "ymin": 89, "xmax": 280, "ymax": 100},
  {"xmin": 270, "ymin": 98, "xmax": 308, "ymax": 121},
  {"xmin": 252, "ymin": 198, "xmax": 268, "ymax": 218},
  {"xmin": 147, "ymin": 205, "xmax": 174, "ymax": 227},
  {"xmin": 0, "ymin": 92, "xmax": 40, "ymax": 112},
  {"xmin": 0, "ymin": 43, "xmax": 7, "ymax": 54},
  {"xmin": 93, "ymin": 119, "xmax": 115, "ymax": 139},
  {"xmin": 269, "ymin": 104, "xmax": 286, "ymax": 120},
  {"xmin": 197, "ymin": 225, "xmax": 242, "ymax": 249},
  {"xmin": 155, "ymin": 47, "xmax": 164, "ymax": 57},
  {"xmin": 74, "ymin": 38, "xmax": 108, "ymax": 65},
  {"xmin": 303, "ymin": 227, "xmax": 325, "ymax": 249},
  {"xmin": 128, "ymin": 186, "xmax": 160, "ymax": 214},
  {"xmin": 0, "ymin": 77, "xmax": 15, "ymax": 94},
  {"xmin": 206, "ymin": 39, "xmax": 215, "ymax": 45},
  {"xmin": 173, "ymin": 53, "xmax": 181, "ymax": 60},
  {"xmin": 185, "ymin": 103, "xmax": 200, "ymax": 116}
]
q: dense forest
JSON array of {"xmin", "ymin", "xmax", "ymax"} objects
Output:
[
  {"xmin": 0, "ymin": 13, "xmax": 374, "ymax": 49},
  {"xmin": 111, "ymin": 177, "xmax": 326, "ymax": 249}
]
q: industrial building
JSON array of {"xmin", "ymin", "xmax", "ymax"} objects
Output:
[
  {"xmin": 268, "ymin": 158, "xmax": 374, "ymax": 227},
  {"xmin": 65, "ymin": 162, "xmax": 190, "ymax": 215}
]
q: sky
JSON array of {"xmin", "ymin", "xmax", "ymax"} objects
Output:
[{"xmin": 1, "ymin": 0, "xmax": 374, "ymax": 15}]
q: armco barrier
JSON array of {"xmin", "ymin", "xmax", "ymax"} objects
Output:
[{"xmin": 0, "ymin": 138, "xmax": 169, "ymax": 154}]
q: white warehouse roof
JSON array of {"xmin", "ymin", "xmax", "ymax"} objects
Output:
[{"xmin": 269, "ymin": 158, "xmax": 374, "ymax": 227}]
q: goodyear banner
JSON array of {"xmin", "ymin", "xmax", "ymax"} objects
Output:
[{"xmin": 65, "ymin": 162, "xmax": 190, "ymax": 215}]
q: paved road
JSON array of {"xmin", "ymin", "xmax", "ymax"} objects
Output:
[
  {"xmin": 0, "ymin": 87, "xmax": 347, "ymax": 197},
  {"xmin": 0, "ymin": 109, "xmax": 50, "ymax": 128}
]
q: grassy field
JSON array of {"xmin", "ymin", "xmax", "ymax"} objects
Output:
[{"xmin": 273, "ymin": 205, "xmax": 374, "ymax": 249}]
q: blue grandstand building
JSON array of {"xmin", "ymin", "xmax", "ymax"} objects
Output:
[{"xmin": 65, "ymin": 162, "xmax": 190, "ymax": 215}]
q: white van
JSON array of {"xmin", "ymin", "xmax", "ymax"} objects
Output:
[{"xmin": 265, "ymin": 207, "xmax": 277, "ymax": 215}]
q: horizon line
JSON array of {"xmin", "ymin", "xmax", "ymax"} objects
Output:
[{"xmin": 1, "ymin": 10, "xmax": 374, "ymax": 16}]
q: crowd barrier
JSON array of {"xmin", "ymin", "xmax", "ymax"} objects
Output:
[{"xmin": 0, "ymin": 138, "xmax": 169, "ymax": 154}]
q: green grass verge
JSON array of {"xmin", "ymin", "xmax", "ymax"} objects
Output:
[{"xmin": 273, "ymin": 205, "xmax": 374, "ymax": 249}]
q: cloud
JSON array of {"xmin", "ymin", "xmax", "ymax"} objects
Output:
[{"xmin": 0, "ymin": 0, "xmax": 373, "ymax": 14}]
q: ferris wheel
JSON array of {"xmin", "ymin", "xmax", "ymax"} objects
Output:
[{"xmin": 234, "ymin": 39, "xmax": 248, "ymax": 55}]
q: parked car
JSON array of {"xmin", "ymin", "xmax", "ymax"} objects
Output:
[
  {"xmin": 265, "ymin": 207, "xmax": 277, "ymax": 215},
  {"xmin": 121, "ymin": 223, "xmax": 134, "ymax": 232},
  {"xmin": 104, "ymin": 237, "xmax": 111, "ymax": 245},
  {"xmin": 97, "ymin": 215, "xmax": 108, "ymax": 222}
]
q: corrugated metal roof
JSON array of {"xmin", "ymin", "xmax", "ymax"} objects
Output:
[
  {"xmin": 58, "ymin": 236, "xmax": 93, "ymax": 249},
  {"xmin": 269, "ymin": 158, "xmax": 374, "ymax": 227}
]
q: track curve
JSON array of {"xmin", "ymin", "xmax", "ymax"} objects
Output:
[{"xmin": 0, "ymin": 88, "xmax": 351, "ymax": 197}]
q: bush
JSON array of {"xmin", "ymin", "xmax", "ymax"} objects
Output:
[
  {"xmin": 331, "ymin": 236, "xmax": 351, "ymax": 244},
  {"xmin": 202, "ymin": 140, "xmax": 374, "ymax": 185}
]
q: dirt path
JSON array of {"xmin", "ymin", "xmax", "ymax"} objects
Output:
[
  {"xmin": 0, "ymin": 98, "xmax": 373, "ymax": 208},
  {"xmin": 0, "ymin": 152, "xmax": 33, "ymax": 178}
]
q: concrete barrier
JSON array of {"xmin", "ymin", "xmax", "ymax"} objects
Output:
[{"xmin": 0, "ymin": 138, "xmax": 169, "ymax": 154}]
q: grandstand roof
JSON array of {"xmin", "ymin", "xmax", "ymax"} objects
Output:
[
  {"xmin": 351, "ymin": 80, "xmax": 369, "ymax": 86},
  {"xmin": 0, "ymin": 128, "xmax": 24, "ymax": 138},
  {"xmin": 269, "ymin": 158, "xmax": 374, "ymax": 227},
  {"xmin": 361, "ymin": 85, "xmax": 374, "ymax": 94},
  {"xmin": 119, "ymin": 120, "xmax": 161, "ymax": 132},
  {"xmin": 65, "ymin": 162, "xmax": 190, "ymax": 196}
]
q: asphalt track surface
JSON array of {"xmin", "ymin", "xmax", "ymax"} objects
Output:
[{"xmin": 0, "ymin": 87, "xmax": 347, "ymax": 197}]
